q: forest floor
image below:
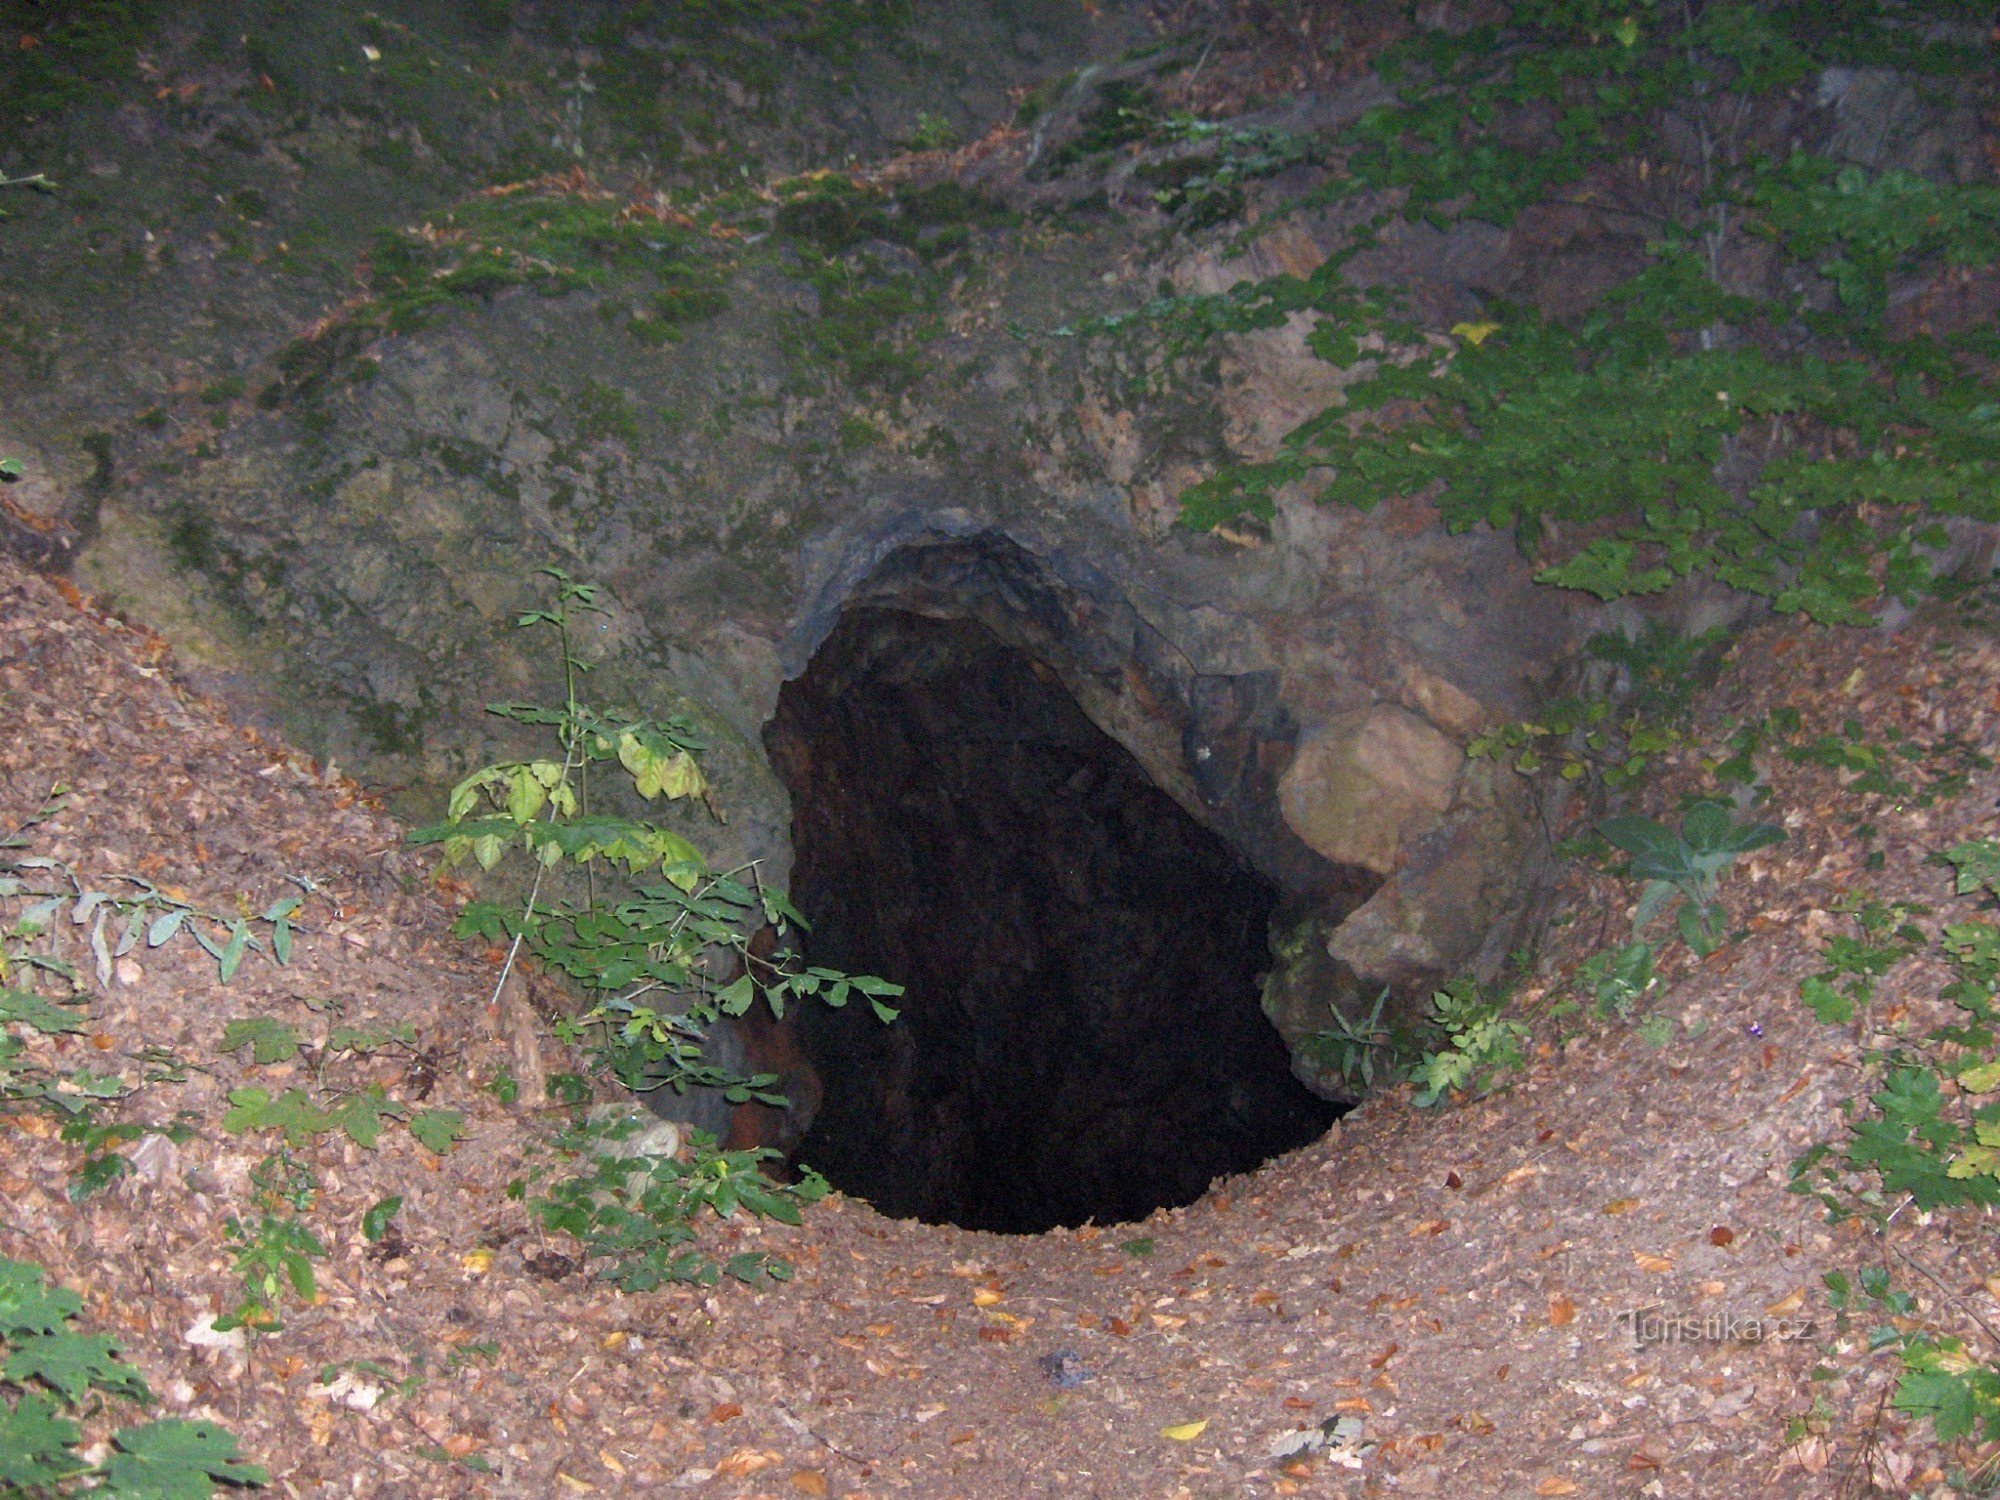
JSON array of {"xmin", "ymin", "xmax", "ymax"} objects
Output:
[{"xmin": 4, "ymin": 550, "xmax": 1998, "ymax": 1499}]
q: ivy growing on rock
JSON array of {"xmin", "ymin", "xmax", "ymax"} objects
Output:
[{"xmin": 1073, "ymin": 1, "xmax": 2000, "ymax": 624}]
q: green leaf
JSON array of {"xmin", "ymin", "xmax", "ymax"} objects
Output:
[
  {"xmin": 409, "ymin": 1109, "xmax": 465, "ymax": 1154},
  {"xmin": 715, "ymin": 975, "xmax": 755, "ymax": 1016},
  {"xmin": 0, "ymin": 1392, "xmax": 87, "ymax": 1490},
  {"xmin": 99, "ymin": 1419, "xmax": 269, "ymax": 1498},
  {"xmin": 218, "ymin": 1018, "xmax": 301, "ymax": 1066},
  {"xmin": 220, "ymin": 1088, "xmax": 333, "ymax": 1148},
  {"xmin": 0, "ymin": 1257, "xmax": 83, "ymax": 1337},
  {"xmin": 0, "ymin": 986, "xmax": 88, "ymax": 1033},
  {"xmin": 361, "ymin": 1196, "xmax": 404, "ymax": 1242},
  {"xmin": 4, "ymin": 1330, "xmax": 152, "ymax": 1404},
  {"xmin": 69, "ymin": 1152, "xmax": 130, "ymax": 1202},
  {"xmin": 216, "ymin": 921, "xmax": 252, "ymax": 984},
  {"xmin": 326, "ymin": 1021, "xmax": 416, "ymax": 1054},
  {"xmin": 1800, "ymin": 975, "xmax": 1853, "ymax": 1025},
  {"xmin": 327, "ymin": 1088, "xmax": 404, "ymax": 1149}
]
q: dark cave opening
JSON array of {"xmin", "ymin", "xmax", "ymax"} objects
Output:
[{"xmin": 764, "ymin": 607, "xmax": 1343, "ymax": 1236}]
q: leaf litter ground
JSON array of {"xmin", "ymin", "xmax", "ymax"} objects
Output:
[{"xmin": 3, "ymin": 552, "xmax": 1995, "ymax": 1498}]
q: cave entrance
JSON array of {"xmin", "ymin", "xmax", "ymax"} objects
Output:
[{"xmin": 765, "ymin": 607, "xmax": 1342, "ymax": 1235}]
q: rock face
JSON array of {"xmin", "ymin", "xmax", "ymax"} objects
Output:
[
  {"xmin": 1279, "ymin": 707, "xmax": 1465, "ymax": 876},
  {"xmin": 4, "ymin": 1, "xmax": 1624, "ymax": 1129}
]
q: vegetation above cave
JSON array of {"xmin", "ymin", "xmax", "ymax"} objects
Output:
[{"xmin": 1067, "ymin": 0, "xmax": 2000, "ymax": 628}]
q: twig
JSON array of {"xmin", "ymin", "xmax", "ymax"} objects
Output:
[
  {"xmin": 1888, "ymin": 1237, "xmax": 2000, "ymax": 1354},
  {"xmin": 772, "ymin": 1401, "xmax": 875, "ymax": 1467}
]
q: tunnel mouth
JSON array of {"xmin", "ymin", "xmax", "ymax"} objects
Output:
[{"xmin": 764, "ymin": 606, "xmax": 1344, "ymax": 1236}]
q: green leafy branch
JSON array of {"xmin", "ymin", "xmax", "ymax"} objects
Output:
[
  {"xmin": 411, "ymin": 570, "xmax": 899, "ymax": 1104},
  {"xmin": 2, "ymin": 798, "xmax": 311, "ymax": 992},
  {"xmin": 1408, "ymin": 978, "xmax": 1533, "ymax": 1107},
  {"xmin": 520, "ymin": 1112, "xmax": 828, "ymax": 1290}
]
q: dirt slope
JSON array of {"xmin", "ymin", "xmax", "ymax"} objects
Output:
[{"xmin": 4, "ymin": 552, "xmax": 1995, "ymax": 1498}]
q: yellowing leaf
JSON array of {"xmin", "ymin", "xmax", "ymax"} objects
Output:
[
  {"xmin": 460, "ymin": 1248, "xmax": 493, "ymax": 1276},
  {"xmin": 1959, "ymin": 1061, "xmax": 2000, "ymax": 1093},
  {"xmin": 1764, "ymin": 1287, "xmax": 1806, "ymax": 1317},
  {"xmin": 658, "ymin": 749, "xmax": 707, "ymax": 801},
  {"xmin": 1948, "ymin": 1123, "xmax": 2000, "ymax": 1180},
  {"xmin": 971, "ymin": 1288, "xmax": 1002, "ymax": 1307},
  {"xmin": 503, "ymin": 766, "xmax": 547, "ymax": 824},
  {"xmin": 1451, "ymin": 319, "xmax": 1501, "ymax": 346},
  {"xmin": 1161, "ymin": 1420, "xmax": 1209, "ymax": 1442},
  {"xmin": 1602, "ymin": 1197, "xmax": 1639, "ymax": 1215}
]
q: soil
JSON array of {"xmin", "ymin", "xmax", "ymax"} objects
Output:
[{"xmin": 4, "ymin": 551, "xmax": 1997, "ymax": 1498}]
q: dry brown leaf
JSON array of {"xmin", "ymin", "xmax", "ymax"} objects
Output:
[
  {"xmin": 713, "ymin": 1448, "xmax": 782, "ymax": 1478},
  {"xmin": 789, "ymin": 1471, "xmax": 829, "ymax": 1498},
  {"xmin": 1765, "ymin": 1287, "xmax": 1806, "ymax": 1316},
  {"xmin": 1547, "ymin": 1293, "xmax": 1576, "ymax": 1327},
  {"xmin": 1535, "ymin": 1478, "xmax": 1579, "ymax": 1496},
  {"xmin": 1409, "ymin": 1218, "xmax": 1448, "ymax": 1237}
]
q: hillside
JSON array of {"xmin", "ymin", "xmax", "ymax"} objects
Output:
[{"xmin": 7, "ymin": 544, "xmax": 2000, "ymax": 1495}]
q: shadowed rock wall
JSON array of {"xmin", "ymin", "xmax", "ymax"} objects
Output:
[{"xmin": 768, "ymin": 607, "xmax": 1341, "ymax": 1232}]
